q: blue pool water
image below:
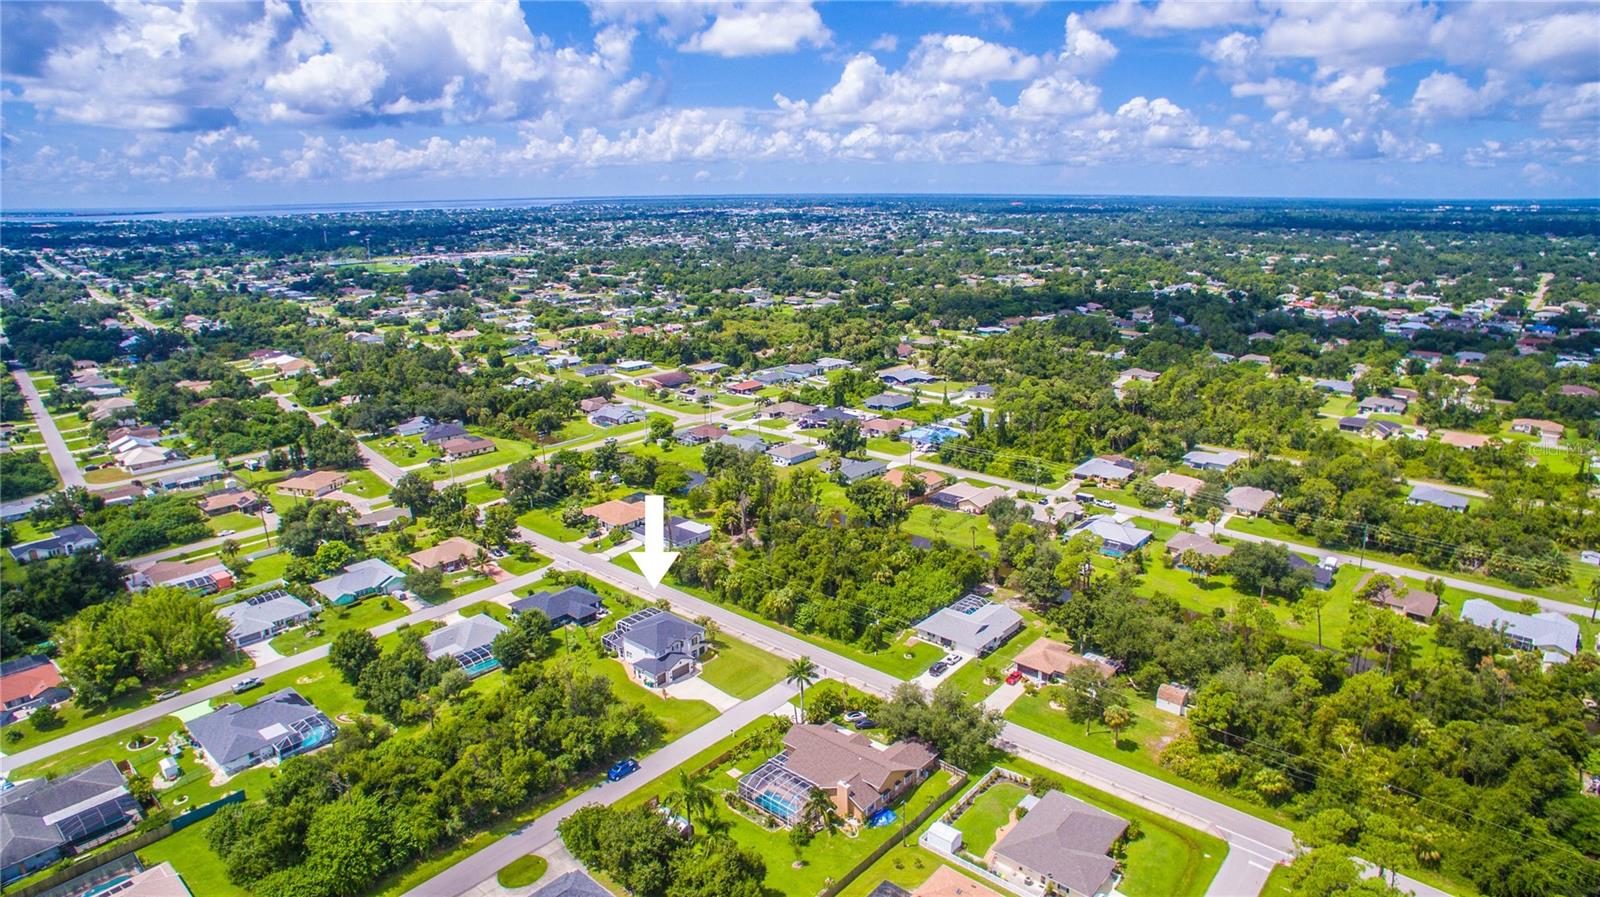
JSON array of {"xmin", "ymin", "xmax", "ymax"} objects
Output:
[
  {"xmin": 755, "ymin": 793, "xmax": 798, "ymax": 820},
  {"xmin": 464, "ymin": 657, "xmax": 501, "ymax": 677},
  {"xmin": 867, "ymin": 809, "xmax": 897, "ymax": 828}
]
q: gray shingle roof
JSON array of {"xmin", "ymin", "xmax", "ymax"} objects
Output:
[
  {"xmin": 1, "ymin": 760, "xmax": 137, "ymax": 869},
  {"xmin": 186, "ymin": 688, "xmax": 334, "ymax": 770},
  {"xmin": 421, "ymin": 615, "xmax": 508, "ymax": 661},
  {"xmin": 311, "ymin": 558, "xmax": 405, "ymax": 602},
  {"xmin": 509, "ymin": 586, "xmax": 605, "ymax": 625},
  {"xmin": 530, "ymin": 871, "xmax": 611, "ymax": 897},
  {"xmin": 217, "ymin": 589, "xmax": 313, "ymax": 638},
  {"xmin": 992, "ymin": 790, "xmax": 1127, "ymax": 895}
]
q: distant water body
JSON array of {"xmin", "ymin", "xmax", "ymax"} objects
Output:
[{"xmin": 3, "ymin": 196, "xmax": 575, "ymax": 223}]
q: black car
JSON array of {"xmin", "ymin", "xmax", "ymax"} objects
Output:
[{"xmin": 928, "ymin": 661, "xmax": 948, "ymax": 677}]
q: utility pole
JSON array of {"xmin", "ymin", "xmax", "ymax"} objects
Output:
[{"xmin": 1358, "ymin": 523, "xmax": 1369, "ymax": 570}]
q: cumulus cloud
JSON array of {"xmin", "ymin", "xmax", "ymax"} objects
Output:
[
  {"xmin": 1410, "ymin": 71, "xmax": 1507, "ymax": 120},
  {"xmin": 680, "ymin": 2, "xmax": 831, "ymax": 56}
]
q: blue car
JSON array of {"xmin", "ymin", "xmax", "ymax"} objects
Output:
[{"xmin": 607, "ymin": 758, "xmax": 640, "ymax": 782}]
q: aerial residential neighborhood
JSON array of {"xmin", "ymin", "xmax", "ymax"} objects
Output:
[{"xmin": 1, "ymin": 3, "xmax": 1597, "ymax": 897}]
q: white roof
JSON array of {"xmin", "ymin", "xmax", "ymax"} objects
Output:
[
  {"xmin": 1072, "ymin": 458, "xmax": 1134, "ymax": 480},
  {"xmin": 1459, "ymin": 599, "xmax": 1579, "ymax": 659},
  {"xmin": 1072, "ymin": 515, "xmax": 1151, "ymax": 548}
]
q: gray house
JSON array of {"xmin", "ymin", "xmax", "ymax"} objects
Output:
[
  {"xmin": 1407, "ymin": 484, "xmax": 1469, "ymax": 512},
  {"xmin": 510, "ymin": 586, "xmax": 606, "ymax": 627},
  {"xmin": 7, "ymin": 525, "xmax": 100, "ymax": 564},
  {"xmin": 0, "ymin": 761, "xmax": 142, "ymax": 885},
  {"xmin": 421, "ymin": 615, "xmax": 509, "ymax": 677},
  {"xmin": 864, "ymin": 392, "xmax": 914, "ymax": 412},
  {"xmin": 717, "ymin": 433, "xmax": 768, "ymax": 454},
  {"xmin": 311, "ymin": 558, "xmax": 407, "ymax": 606},
  {"xmin": 991, "ymin": 790, "xmax": 1128, "ymax": 897},
  {"xmin": 601, "ymin": 608, "xmax": 707, "ymax": 688},
  {"xmin": 217, "ymin": 590, "xmax": 315, "ymax": 646},
  {"xmin": 912, "ymin": 595, "xmax": 1023, "ymax": 656},
  {"xmin": 185, "ymin": 688, "xmax": 337, "ymax": 776},
  {"xmin": 836, "ymin": 458, "xmax": 888, "ymax": 483}
]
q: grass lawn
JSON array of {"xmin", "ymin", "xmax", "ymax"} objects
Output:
[
  {"xmin": 341, "ymin": 467, "xmax": 392, "ymax": 498},
  {"xmin": 206, "ymin": 511, "xmax": 267, "ymax": 536},
  {"xmin": 518, "ymin": 505, "xmax": 589, "ymax": 541},
  {"xmin": 547, "ymin": 632, "xmax": 717, "ymax": 740},
  {"xmin": 84, "ymin": 466, "xmax": 132, "ymax": 484},
  {"xmin": 268, "ymin": 595, "xmax": 410, "ymax": 656},
  {"xmin": 868, "ymin": 437, "xmax": 912, "ymax": 457},
  {"xmin": 415, "ymin": 441, "xmax": 536, "ymax": 483},
  {"xmin": 464, "ymin": 481, "xmax": 504, "ymax": 505},
  {"xmin": 496, "ymin": 854, "xmax": 548, "ymax": 888},
  {"xmin": 903, "ymin": 505, "xmax": 998, "ymax": 554},
  {"xmin": 460, "ymin": 600, "xmax": 513, "ymax": 624},
  {"xmin": 138, "ymin": 819, "xmax": 248, "ymax": 897},
  {"xmin": 941, "ymin": 623, "xmax": 1049, "ymax": 702},
  {"xmin": 698, "ymin": 636, "xmax": 789, "ymax": 699},
  {"xmin": 496, "ymin": 550, "xmax": 551, "ymax": 576},
  {"xmin": 952, "ymin": 780, "xmax": 1028, "ymax": 857}
]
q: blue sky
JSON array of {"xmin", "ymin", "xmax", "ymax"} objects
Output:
[{"xmin": 2, "ymin": 1, "xmax": 1596, "ymax": 208}]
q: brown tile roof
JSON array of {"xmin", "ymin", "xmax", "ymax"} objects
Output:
[
  {"xmin": 1013, "ymin": 638, "xmax": 1113, "ymax": 678},
  {"xmin": 781, "ymin": 725, "xmax": 936, "ymax": 810},
  {"xmin": 584, "ymin": 499, "xmax": 646, "ymax": 528},
  {"xmin": 407, "ymin": 536, "xmax": 484, "ymax": 570},
  {"xmin": 0, "ymin": 659, "xmax": 62, "ymax": 706}
]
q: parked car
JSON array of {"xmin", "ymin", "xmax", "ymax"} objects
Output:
[
  {"xmin": 928, "ymin": 661, "xmax": 948, "ymax": 677},
  {"xmin": 943, "ymin": 652, "xmax": 963, "ymax": 666},
  {"xmin": 850, "ymin": 716, "xmax": 878, "ymax": 730},
  {"xmin": 1005, "ymin": 670, "xmax": 1023, "ymax": 686},
  {"xmin": 1093, "ymin": 498, "xmax": 1117, "ymax": 509},
  {"xmin": 157, "ymin": 689, "xmax": 182, "ymax": 701},
  {"xmin": 217, "ymin": 529, "xmax": 236, "ymax": 537},
  {"xmin": 607, "ymin": 758, "xmax": 640, "ymax": 781},
  {"xmin": 232, "ymin": 677, "xmax": 262, "ymax": 694},
  {"xmin": 843, "ymin": 710, "xmax": 868, "ymax": 724}
]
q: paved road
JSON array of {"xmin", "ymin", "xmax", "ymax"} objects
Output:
[
  {"xmin": 0, "ymin": 566, "xmax": 552, "ymax": 770},
  {"xmin": 11, "ymin": 369, "xmax": 87, "ymax": 489},
  {"xmin": 270, "ymin": 394, "xmax": 407, "ymax": 484},
  {"xmin": 400, "ymin": 681, "xmax": 797, "ymax": 897}
]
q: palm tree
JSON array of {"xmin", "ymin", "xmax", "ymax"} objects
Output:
[
  {"xmin": 801, "ymin": 787, "xmax": 841, "ymax": 836},
  {"xmin": 785, "ymin": 656, "xmax": 819, "ymax": 723},
  {"xmin": 671, "ymin": 769, "xmax": 714, "ymax": 830}
]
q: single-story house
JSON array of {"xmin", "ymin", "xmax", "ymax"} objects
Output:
[
  {"xmin": 1072, "ymin": 457, "xmax": 1135, "ymax": 484},
  {"xmin": 879, "ymin": 367, "xmax": 936, "ymax": 385},
  {"xmin": 601, "ymin": 608, "xmax": 706, "ymax": 688},
  {"xmin": 0, "ymin": 761, "xmax": 142, "ymax": 885},
  {"xmin": 406, "ymin": 536, "xmax": 484, "ymax": 573},
  {"xmin": 1151, "ymin": 470, "xmax": 1205, "ymax": 498},
  {"xmin": 639, "ymin": 370, "xmax": 693, "ymax": 391},
  {"xmin": 1459, "ymin": 599, "xmax": 1581, "ymax": 664},
  {"xmin": 725, "ymin": 379, "xmax": 764, "ymax": 395},
  {"xmin": 588, "ymin": 403, "xmax": 646, "ymax": 428},
  {"xmin": 312, "ymin": 558, "xmax": 407, "ymax": 605},
  {"xmin": 1070, "ymin": 515, "xmax": 1152, "ymax": 556},
  {"xmin": 393, "ymin": 416, "xmax": 434, "ymax": 437},
  {"xmin": 903, "ymin": 866, "xmax": 1004, "ymax": 897},
  {"xmin": 1313, "ymin": 378, "xmax": 1355, "ymax": 395},
  {"xmin": 510, "ymin": 586, "xmax": 606, "ymax": 628},
  {"xmin": 1338, "ymin": 416, "xmax": 1403, "ymax": 439},
  {"xmin": 186, "ymin": 688, "xmax": 337, "ymax": 776},
  {"xmin": 836, "ymin": 458, "xmax": 888, "ymax": 483},
  {"xmin": 199, "ymin": 489, "xmax": 261, "ymax": 516},
  {"xmin": 439, "ymin": 434, "xmax": 496, "ymax": 459},
  {"xmin": 526, "ymin": 872, "xmax": 611, "ymax": 897},
  {"xmin": 797, "ymin": 406, "xmax": 856, "ymax": 430},
  {"xmin": 629, "ymin": 514, "xmax": 712, "ymax": 548},
  {"xmin": 930, "ymin": 482, "xmax": 1008, "ymax": 514},
  {"xmin": 815, "ymin": 357, "xmax": 854, "ymax": 372},
  {"xmin": 676, "ymin": 424, "xmax": 728, "ymax": 445},
  {"xmin": 579, "ymin": 396, "xmax": 611, "ymax": 414},
  {"xmin": 276, "ymin": 470, "xmax": 350, "ymax": 498},
  {"xmin": 1180, "ymin": 449, "xmax": 1243, "ymax": 472},
  {"xmin": 154, "ymin": 463, "xmax": 224, "ymax": 492},
  {"xmin": 1359, "ymin": 576, "xmax": 1439, "ymax": 623},
  {"xmin": 903, "ymin": 425, "xmax": 962, "ymax": 450},
  {"xmin": 1224, "ymin": 486, "xmax": 1277, "ymax": 517},
  {"xmin": 990, "ymin": 790, "xmax": 1127, "ymax": 897},
  {"xmin": 865, "ymin": 393, "xmax": 914, "ymax": 412},
  {"xmin": 912, "ymin": 595, "xmax": 1023, "ymax": 656},
  {"xmin": 1156, "ymin": 683, "xmax": 1192, "ymax": 716},
  {"xmin": 766, "ymin": 401, "xmax": 818, "ymax": 421},
  {"xmin": 1287, "ymin": 554, "xmax": 1335, "ymax": 590},
  {"xmin": 687, "ymin": 361, "xmax": 728, "ymax": 375},
  {"xmin": 718, "ymin": 433, "xmax": 769, "ymax": 454},
  {"xmin": 768, "ymin": 443, "xmax": 817, "ymax": 467},
  {"xmin": 125, "ymin": 558, "xmax": 233, "ymax": 594},
  {"xmin": 862, "ymin": 418, "xmax": 912, "ymax": 437},
  {"xmin": 1165, "ymin": 532, "xmax": 1233, "ymax": 565},
  {"xmin": 7, "ymin": 525, "xmax": 100, "ymax": 564},
  {"xmin": 1407, "ymin": 484, "xmax": 1469, "ymax": 512},
  {"xmin": 422, "ymin": 615, "xmax": 509, "ymax": 676},
  {"xmin": 584, "ymin": 498, "xmax": 647, "ymax": 532},
  {"xmin": 1510, "ymin": 418, "xmax": 1564, "ymax": 439},
  {"xmin": 1012, "ymin": 638, "xmax": 1116, "ymax": 683},
  {"xmin": 117, "ymin": 445, "xmax": 182, "ymax": 472},
  {"xmin": 421, "ymin": 422, "xmax": 469, "ymax": 444},
  {"xmin": 885, "ymin": 468, "xmax": 946, "ymax": 491},
  {"xmin": 1358, "ymin": 395, "xmax": 1408, "ymax": 415},
  {"xmin": 737, "ymin": 724, "xmax": 936, "ymax": 826},
  {"xmin": 353, "ymin": 506, "xmax": 413, "ymax": 531},
  {"xmin": 217, "ymin": 589, "xmax": 315, "ymax": 646},
  {"xmin": 0, "ymin": 656, "xmax": 69, "ymax": 720}
]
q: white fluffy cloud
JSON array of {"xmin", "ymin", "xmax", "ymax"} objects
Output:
[
  {"xmin": 680, "ymin": 2, "xmax": 831, "ymax": 57},
  {"xmin": 1410, "ymin": 72, "xmax": 1507, "ymax": 120}
]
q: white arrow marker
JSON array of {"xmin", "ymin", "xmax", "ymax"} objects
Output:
[{"xmin": 630, "ymin": 494, "xmax": 679, "ymax": 588}]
